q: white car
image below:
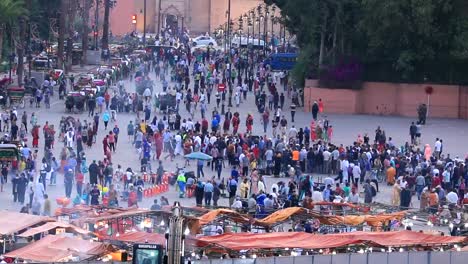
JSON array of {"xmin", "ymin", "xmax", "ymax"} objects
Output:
[{"xmin": 192, "ymin": 36, "xmax": 218, "ymax": 47}]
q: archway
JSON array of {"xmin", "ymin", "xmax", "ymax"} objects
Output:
[
  {"xmin": 161, "ymin": 4, "xmax": 183, "ymax": 34},
  {"xmin": 165, "ymin": 14, "xmax": 178, "ymax": 33}
]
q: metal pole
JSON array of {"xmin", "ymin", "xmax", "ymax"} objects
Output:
[
  {"xmin": 95, "ymin": 0, "xmax": 99, "ymax": 50},
  {"xmin": 264, "ymin": 11, "xmax": 268, "ymax": 56},
  {"xmin": 157, "ymin": 0, "xmax": 162, "ymax": 38},
  {"xmin": 227, "ymin": 0, "xmax": 232, "ymax": 107},
  {"xmin": 143, "ymin": 0, "xmax": 147, "ymax": 46}
]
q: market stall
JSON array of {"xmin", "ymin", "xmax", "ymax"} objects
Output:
[
  {"xmin": 194, "ymin": 231, "xmax": 467, "ymax": 256},
  {"xmin": 4, "ymin": 235, "xmax": 112, "ymax": 262}
]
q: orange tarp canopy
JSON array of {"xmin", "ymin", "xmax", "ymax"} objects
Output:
[
  {"xmin": 4, "ymin": 235, "xmax": 111, "ymax": 262},
  {"xmin": 253, "ymin": 207, "xmax": 406, "ymax": 227},
  {"xmin": 190, "ymin": 209, "xmax": 252, "ymax": 233},
  {"xmin": 0, "ymin": 211, "xmax": 54, "ymax": 235},
  {"xmin": 196, "ymin": 232, "xmax": 361, "ymax": 251},
  {"xmin": 83, "ymin": 208, "xmax": 153, "ymax": 223},
  {"xmin": 195, "ymin": 231, "xmax": 467, "ymax": 251},
  {"xmin": 308, "ymin": 211, "xmax": 407, "ymax": 227},
  {"xmin": 17, "ymin": 222, "xmax": 90, "ymax": 237},
  {"xmin": 327, "ymin": 231, "xmax": 467, "ymax": 247},
  {"xmin": 106, "ymin": 231, "xmax": 166, "ymax": 246}
]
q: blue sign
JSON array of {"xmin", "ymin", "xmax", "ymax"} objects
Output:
[{"xmin": 267, "ymin": 53, "xmax": 297, "ymax": 71}]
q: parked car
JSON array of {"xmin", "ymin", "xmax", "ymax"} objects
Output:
[{"xmin": 192, "ymin": 36, "xmax": 218, "ymax": 47}]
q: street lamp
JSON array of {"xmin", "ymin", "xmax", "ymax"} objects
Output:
[
  {"xmin": 264, "ymin": 6, "xmax": 269, "ymax": 56},
  {"xmin": 227, "ymin": 0, "xmax": 233, "ymax": 108}
]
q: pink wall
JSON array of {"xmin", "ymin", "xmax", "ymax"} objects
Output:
[
  {"xmin": 110, "ymin": 1, "xmax": 135, "ymax": 36},
  {"xmin": 304, "ymin": 80, "xmax": 468, "ymax": 119}
]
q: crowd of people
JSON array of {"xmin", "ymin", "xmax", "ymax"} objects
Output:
[{"xmin": 0, "ymin": 26, "xmax": 466, "ymax": 234}]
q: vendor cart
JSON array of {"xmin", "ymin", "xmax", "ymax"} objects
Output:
[
  {"xmin": 6, "ymin": 86, "xmax": 26, "ymax": 109},
  {"xmin": 0, "ymin": 144, "xmax": 20, "ymax": 161}
]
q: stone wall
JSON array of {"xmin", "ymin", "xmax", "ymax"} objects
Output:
[
  {"xmin": 110, "ymin": 0, "xmax": 263, "ymax": 36},
  {"xmin": 303, "ymin": 79, "xmax": 468, "ymax": 119}
]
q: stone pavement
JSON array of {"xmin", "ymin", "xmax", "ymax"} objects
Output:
[{"xmin": 0, "ymin": 66, "xmax": 466, "ymax": 233}]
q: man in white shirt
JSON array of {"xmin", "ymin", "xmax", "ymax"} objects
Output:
[
  {"xmin": 352, "ymin": 163, "xmax": 361, "ymax": 185},
  {"xmin": 434, "ymin": 138, "xmax": 442, "ymax": 159},
  {"xmin": 323, "ymin": 149, "xmax": 331, "ymax": 174},
  {"xmin": 341, "ymin": 157, "xmax": 350, "ymax": 183}
]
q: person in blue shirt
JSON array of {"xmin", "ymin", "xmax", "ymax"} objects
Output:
[
  {"xmin": 197, "ymin": 159, "xmax": 205, "ymax": 178},
  {"xmin": 211, "ymin": 117, "xmax": 219, "ymax": 133},
  {"xmin": 102, "ymin": 111, "xmax": 110, "ymax": 130},
  {"xmin": 112, "ymin": 125, "xmax": 120, "ymax": 146},
  {"xmin": 231, "ymin": 166, "xmax": 239, "ymax": 182}
]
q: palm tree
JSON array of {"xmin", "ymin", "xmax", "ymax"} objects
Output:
[
  {"xmin": 101, "ymin": 0, "xmax": 111, "ymax": 51},
  {"xmin": 81, "ymin": 0, "xmax": 93, "ymax": 66},
  {"xmin": 0, "ymin": 0, "xmax": 26, "ymax": 62}
]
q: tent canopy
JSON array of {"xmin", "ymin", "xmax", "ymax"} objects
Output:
[
  {"xmin": 0, "ymin": 211, "xmax": 54, "ymax": 236},
  {"xmin": 4, "ymin": 235, "xmax": 111, "ymax": 262},
  {"xmin": 105, "ymin": 231, "xmax": 166, "ymax": 246},
  {"xmin": 17, "ymin": 222, "xmax": 90, "ymax": 237},
  {"xmin": 189, "ymin": 207, "xmax": 408, "ymax": 233},
  {"xmin": 195, "ymin": 231, "xmax": 467, "ymax": 251}
]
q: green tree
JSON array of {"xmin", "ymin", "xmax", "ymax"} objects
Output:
[
  {"xmin": 268, "ymin": 0, "xmax": 468, "ymax": 84},
  {"xmin": 0, "ymin": 0, "xmax": 26, "ymax": 61}
]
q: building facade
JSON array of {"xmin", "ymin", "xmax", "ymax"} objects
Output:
[{"xmin": 110, "ymin": 0, "xmax": 262, "ymax": 36}]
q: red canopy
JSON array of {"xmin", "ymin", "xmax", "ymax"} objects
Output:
[
  {"xmin": 195, "ymin": 231, "xmax": 467, "ymax": 251},
  {"xmin": 4, "ymin": 235, "xmax": 111, "ymax": 262},
  {"xmin": 106, "ymin": 231, "xmax": 166, "ymax": 246}
]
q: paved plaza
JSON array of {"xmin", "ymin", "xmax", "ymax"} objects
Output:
[{"xmin": 1, "ymin": 69, "xmax": 467, "ymax": 233}]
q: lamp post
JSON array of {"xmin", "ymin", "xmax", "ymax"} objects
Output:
[
  {"xmin": 227, "ymin": 0, "xmax": 233, "ymax": 108},
  {"xmin": 237, "ymin": 25, "xmax": 243, "ymax": 85},
  {"xmin": 141, "ymin": 0, "xmax": 147, "ymax": 46},
  {"xmin": 257, "ymin": 5, "xmax": 262, "ymax": 48},
  {"xmin": 271, "ymin": 6, "xmax": 276, "ymax": 50},
  {"xmin": 157, "ymin": 0, "xmax": 162, "ymax": 39},
  {"xmin": 264, "ymin": 6, "xmax": 269, "ymax": 56}
]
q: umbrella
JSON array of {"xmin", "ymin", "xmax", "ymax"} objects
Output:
[{"xmin": 184, "ymin": 152, "xmax": 213, "ymax": 161}]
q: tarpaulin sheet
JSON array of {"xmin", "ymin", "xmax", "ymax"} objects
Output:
[
  {"xmin": 190, "ymin": 209, "xmax": 252, "ymax": 233},
  {"xmin": 195, "ymin": 231, "xmax": 467, "ymax": 251},
  {"xmin": 17, "ymin": 222, "xmax": 90, "ymax": 237},
  {"xmin": 196, "ymin": 232, "xmax": 361, "ymax": 251},
  {"xmin": 307, "ymin": 211, "xmax": 407, "ymax": 227},
  {"xmin": 105, "ymin": 231, "xmax": 166, "ymax": 245},
  {"xmin": 253, "ymin": 207, "xmax": 406, "ymax": 227},
  {"xmin": 0, "ymin": 211, "xmax": 55, "ymax": 235},
  {"xmin": 4, "ymin": 235, "xmax": 111, "ymax": 262}
]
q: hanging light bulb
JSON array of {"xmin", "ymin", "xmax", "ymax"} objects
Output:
[
  {"xmin": 184, "ymin": 227, "xmax": 190, "ymax": 236},
  {"xmin": 160, "ymin": 220, "xmax": 165, "ymax": 226},
  {"xmin": 251, "ymin": 254, "xmax": 257, "ymax": 259},
  {"xmin": 449, "ymin": 223, "xmax": 454, "ymax": 229},
  {"xmin": 332, "ymin": 251, "xmax": 337, "ymax": 255},
  {"xmin": 399, "ymin": 248, "xmax": 404, "ymax": 252},
  {"xmin": 358, "ymin": 249, "xmax": 364, "ymax": 254},
  {"xmin": 319, "ymin": 249, "xmax": 323, "ymax": 253},
  {"xmin": 381, "ymin": 249, "xmax": 385, "ymax": 252}
]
